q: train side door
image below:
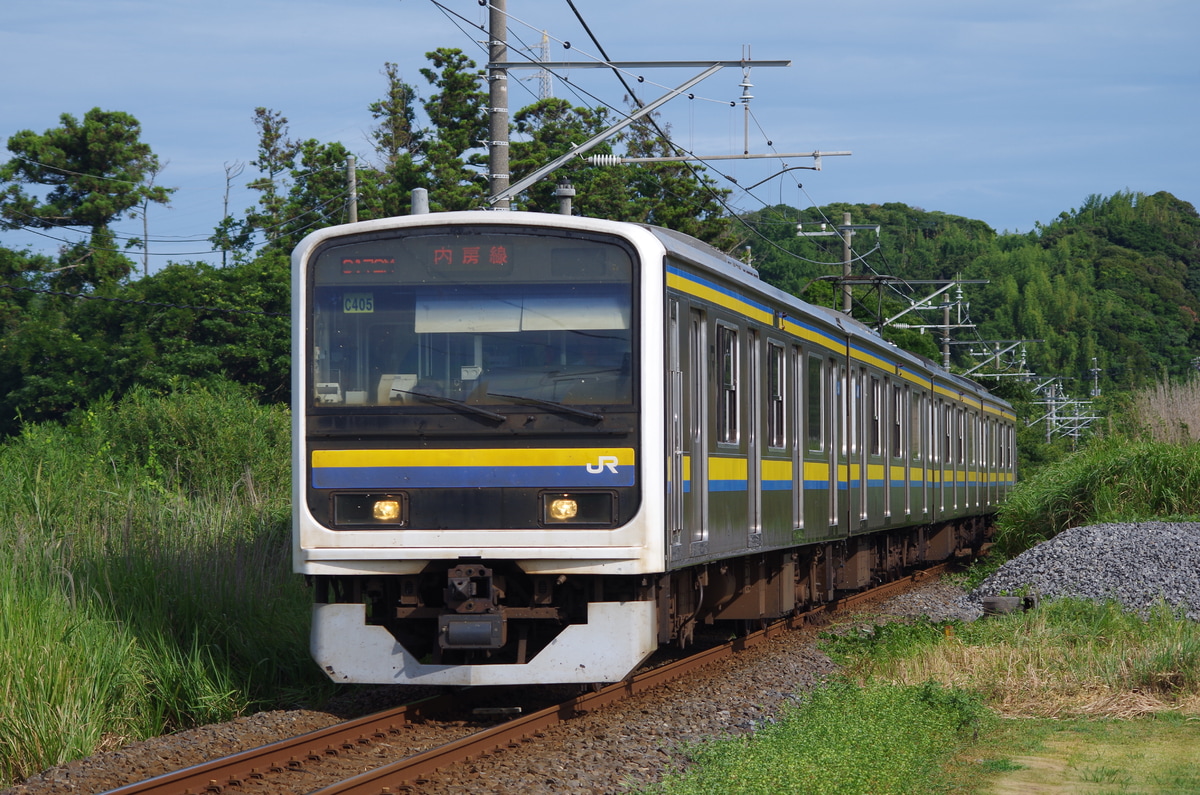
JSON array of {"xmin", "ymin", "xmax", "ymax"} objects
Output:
[
  {"xmin": 846, "ymin": 366, "xmax": 867, "ymax": 530},
  {"xmin": 685, "ymin": 307, "xmax": 709, "ymax": 553},
  {"xmin": 667, "ymin": 300, "xmax": 684, "ymax": 552},
  {"xmin": 747, "ymin": 329, "xmax": 762, "ymax": 543},
  {"xmin": 834, "ymin": 361, "xmax": 847, "ymax": 532}
]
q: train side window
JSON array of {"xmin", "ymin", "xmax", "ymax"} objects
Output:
[
  {"xmin": 869, "ymin": 377, "xmax": 881, "ymax": 456},
  {"xmin": 957, "ymin": 408, "xmax": 966, "ymax": 464},
  {"xmin": 892, "ymin": 384, "xmax": 903, "ymax": 459},
  {"xmin": 850, "ymin": 369, "xmax": 864, "ymax": 456},
  {"xmin": 942, "ymin": 404, "xmax": 952, "ymax": 463},
  {"xmin": 911, "ymin": 391, "xmax": 922, "ymax": 462},
  {"xmin": 716, "ymin": 323, "xmax": 739, "ymax": 444},
  {"xmin": 767, "ymin": 341, "xmax": 785, "ymax": 448},
  {"xmin": 807, "ymin": 356, "xmax": 823, "ymax": 451}
]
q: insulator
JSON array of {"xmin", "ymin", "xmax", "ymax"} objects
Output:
[{"xmin": 587, "ymin": 154, "xmax": 624, "ymax": 166}]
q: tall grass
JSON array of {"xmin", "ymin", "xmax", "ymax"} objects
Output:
[
  {"xmin": 994, "ymin": 375, "xmax": 1200, "ymax": 556},
  {"xmin": 1132, "ymin": 377, "xmax": 1200, "ymax": 444},
  {"xmin": 993, "ymin": 437, "xmax": 1200, "ymax": 555},
  {"xmin": 0, "ymin": 547, "xmax": 146, "ymax": 783},
  {"xmin": 0, "ymin": 383, "xmax": 324, "ymax": 785}
]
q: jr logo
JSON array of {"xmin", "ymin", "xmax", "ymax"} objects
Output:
[{"xmin": 586, "ymin": 455, "xmax": 620, "ymax": 474}]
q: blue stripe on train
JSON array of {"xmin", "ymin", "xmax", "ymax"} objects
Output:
[{"xmin": 313, "ymin": 465, "xmax": 634, "ymax": 490}]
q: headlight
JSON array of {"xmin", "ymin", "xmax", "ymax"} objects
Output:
[
  {"xmin": 540, "ymin": 492, "xmax": 615, "ymax": 526},
  {"xmin": 373, "ymin": 499, "xmax": 402, "ymax": 521},
  {"xmin": 332, "ymin": 493, "xmax": 408, "ymax": 527},
  {"xmin": 549, "ymin": 498, "xmax": 578, "ymax": 520}
]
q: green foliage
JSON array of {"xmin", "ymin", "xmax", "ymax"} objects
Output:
[
  {"xmin": 0, "ymin": 553, "xmax": 146, "ymax": 783},
  {"xmin": 0, "ymin": 250, "xmax": 290, "ymax": 433},
  {"xmin": 749, "ymin": 192, "xmax": 1200, "ymax": 395},
  {"xmin": 363, "ymin": 61, "xmax": 426, "ymax": 218},
  {"xmin": 819, "ymin": 618, "xmax": 960, "ymax": 668},
  {"xmin": 0, "ymin": 385, "xmax": 325, "ymax": 785},
  {"xmin": 245, "ymin": 106, "xmax": 301, "ymax": 247},
  {"xmin": 0, "ymin": 108, "xmax": 173, "ymax": 289},
  {"xmin": 788, "ymin": 598, "xmax": 1200, "ymax": 792},
  {"xmin": 993, "ymin": 437, "xmax": 1200, "ymax": 555},
  {"xmin": 418, "ymin": 48, "xmax": 489, "ymax": 211},
  {"xmin": 650, "ymin": 679, "xmax": 990, "ymax": 794}
]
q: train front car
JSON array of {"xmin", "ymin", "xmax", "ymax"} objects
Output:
[{"xmin": 292, "ymin": 212, "xmax": 666, "ymax": 686}]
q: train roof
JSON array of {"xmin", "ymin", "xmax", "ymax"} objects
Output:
[
  {"xmin": 296, "ymin": 211, "xmax": 1009, "ymax": 410},
  {"xmin": 638, "ymin": 222, "xmax": 1009, "ymax": 408}
]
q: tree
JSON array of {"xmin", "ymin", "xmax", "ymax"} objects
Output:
[
  {"xmin": 509, "ymin": 98, "xmax": 623, "ymax": 216},
  {"xmin": 610, "ymin": 112, "xmax": 733, "ymax": 246},
  {"xmin": 210, "ymin": 161, "xmax": 253, "ymax": 266},
  {"xmin": 418, "ymin": 48, "xmax": 489, "ymax": 211},
  {"xmin": 365, "ymin": 62, "xmax": 426, "ymax": 218},
  {"xmin": 245, "ymin": 107, "xmax": 301, "ymax": 249},
  {"xmin": 275, "ymin": 139, "xmax": 354, "ymax": 251},
  {"xmin": 0, "ymin": 108, "xmax": 173, "ymax": 289}
]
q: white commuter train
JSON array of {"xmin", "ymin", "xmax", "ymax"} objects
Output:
[{"xmin": 292, "ymin": 211, "xmax": 1016, "ymax": 686}]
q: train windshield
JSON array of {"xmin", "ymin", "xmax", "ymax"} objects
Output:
[{"xmin": 309, "ymin": 226, "xmax": 636, "ymax": 409}]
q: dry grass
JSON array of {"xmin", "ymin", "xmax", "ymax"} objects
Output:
[
  {"xmin": 836, "ymin": 602, "xmax": 1200, "ymax": 722},
  {"xmin": 1132, "ymin": 377, "xmax": 1200, "ymax": 443}
]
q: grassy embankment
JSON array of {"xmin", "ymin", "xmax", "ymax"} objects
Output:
[
  {"xmin": 0, "ymin": 384, "xmax": 329, "ymax": 786},
  {"xmin": 648, "ymin": 379, "xmax": 1200, "ymax": 794}
]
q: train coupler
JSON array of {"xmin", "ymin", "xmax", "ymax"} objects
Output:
[{"xmin": 439, "ymin": 564, "xmax": 506, "ymax": 650}]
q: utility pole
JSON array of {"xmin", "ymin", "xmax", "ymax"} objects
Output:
[
  {"xmin": 490, "ymin": 21, "xmax": 795, "ymax": 207},
  {"xmin": 796, "ymin": 213, "xmax": 877, "ymax": 315},
  {"xmin": 488, "ymin": 0, "xmax": 510, "ymax": 210},
  {"xmin": 841, "ymin": 212, "xmax": 853, "ymax": 313},
  {"xmin": 346, "ymin": 155, "xmax": 357, "ymax": 223}
]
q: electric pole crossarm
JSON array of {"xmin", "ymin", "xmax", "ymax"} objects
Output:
[
  {"xmin": 880, "ymin": 280, "xmax": 988, "ymax": 327},
  {"xmin": 488, "ymin": 63, "xmax": 726, "ymax": 206},
  {"xmin": 882, "ymin": 283, "xmax": 956, "ymax": 326},
  {"xmin": 496, "ymin": 59, "xmax": 792, "ymax": 70},
  {"xmin": 959, "ymin": 341, "xmax": 1023, "ymax": 376},
  {"xmin": 588, "ymin": 150, "xmax": 851, "ymax": 164}
]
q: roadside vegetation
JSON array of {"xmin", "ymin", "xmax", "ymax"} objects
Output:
[
  {"xmin": 649, "ymin": 377, "xmax": 1200, "ymax": 794},
  {"xmin": 2, "ymin": 38, "xmax": 1199, "ymax": 794},
  {"xmin": 0, "ymin": 382, "xmax": 327, "ymax": 785}
]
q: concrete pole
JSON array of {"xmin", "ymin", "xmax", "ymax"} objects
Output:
[
  {"xmin": 942, "ymin": 300, "xmax": 951, "ymax": 370},
  {"xmin": 488, "ymin": 0, "xmax": 510, "ymax": 209},
  {"xmin": 841, "ymin": 212, "xmax": 853, "ymax": 314},
  {"xmin": 346, "ymin": 155, "xmax": 357, "ymax": 223}
]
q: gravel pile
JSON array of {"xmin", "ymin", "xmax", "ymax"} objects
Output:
[{"xmin": 971, "ymin": 522, "xmax": 1200, "ymax": 620}]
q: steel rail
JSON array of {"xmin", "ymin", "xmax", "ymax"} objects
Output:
[
  {"xmin": 312, "ymin": 562, "xmax": 952, "ymax": 794},
  {"xmin": 102, "ymin": 562, "xmax": 952, "ymax": 795},
  {"xmin": 100, "ymin": 695, "xmax": 457, "ymax": 795}
]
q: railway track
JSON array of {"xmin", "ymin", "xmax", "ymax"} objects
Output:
[{"xmin": 103, "ymin": 564, "xmax": 949, "ymax": 795}]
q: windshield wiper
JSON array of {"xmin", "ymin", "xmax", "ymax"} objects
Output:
[
  {"xmin": 392, "ymin": 389, "xmax": 506, "ymax": 423},
  {"xmin": 487, "ymin": 392, "xmax": 604, "ymax": 422}
]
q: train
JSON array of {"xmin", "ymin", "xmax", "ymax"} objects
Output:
[{"xmin": 291, "ymin": 210, "xmax": 1016, "ymax": 687}]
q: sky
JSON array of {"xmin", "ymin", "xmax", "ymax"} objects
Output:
[{"xmin": 1, "ymin": 0, "xmax": 1197, "ymax": 269}]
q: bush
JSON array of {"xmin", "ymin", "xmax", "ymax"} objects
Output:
[
  {"xmin": 0, "ymin": 383, "xmax": 326, "ymax": 785},
  {"xmin": 993, "ymin": 437, "xmax": 1200, "ymax": 555}
]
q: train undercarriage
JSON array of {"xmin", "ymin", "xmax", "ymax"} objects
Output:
[{"xmin": 310, "ymin": 515, "xmax": 992, "ymax": 686}]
